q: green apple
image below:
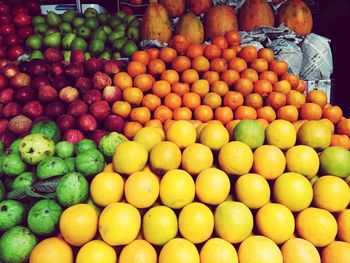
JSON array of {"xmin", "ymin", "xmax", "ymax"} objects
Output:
[
  {"xmin": 71, "ymin": 37, "xmax": 87, "ymax": 51},
  {"xmin": 34, "ymin": 23, "xmax": 49, "ymax": 34},
  {"xmin": 89, "ymin": 39, "xmax": 105, "ymax": 57},
  {"xmin": 72, "ymin": 17, "xmax": 85, "ymax": 28},
  {"xmin": 76, "ymin": 26, "xmax": 91, "ymax": 39},
  {"xmin": 43, "ymin": 32, "xmax": 61, "ymax": 48},
  {"xmin": 59, "ymin": 22, "xmax": 72, "ymax": 34},
  {"xmin": 62, "ymin": 10, "xmax": 76, "ymax": 23},
  {"xmin": 84, "ymin": 17, "xmax": 99, "ymax": 30},
  {"xmin": 26, "ymin": 34, "xmax": 43, "ymax": 50},
  {"xmin": 46, "ymin": 11, "xmax": 62, "ymax": 27},
  {"xmin": 32, "ymin": 16, "xmax": 45, "ymax": 26},
  {"xmin": 61, "ymin": 33, "xmax": 76, "ymax": 49}
]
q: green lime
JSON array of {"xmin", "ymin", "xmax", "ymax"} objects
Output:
[
  {"xmin": 27, "ymin": 199, "xmax": 62, "ymax": 236},
  {"xmin": 31, "ymin": 121, "xmax": 61, "ymax": 143},
  {"xmin": 98, "ymin": 132, "xmax": 128, "ymax": 157},
  {"xmin": 99, "ymin": 51, "xmax": 112, "ymax": 59},
  {"xmin": 233, "ymin": 120, "xmax": 265, "ymax": 150},
  {"xmin": 92, "ymin": 28, "xmax": 107, "ymax": 42},
  {"xmin": 124, "ymin": 14, "xmax": 136, "ymax": 25},
  {"xmin": 36, "ymin": 156, "xmax": 68, "ymax": 179},
  {"xmin": 64, "ymin": 157, "xmax": 76, "ymax": 172},
  {"xmin": 12, "ymin": 172, "xmax": 35, "ymax": 190},
  {"xmin": 19, "ymin": 134, "xmax": 55, "ymax": 165},
  {"xmin": 56, "ymin": 141, "xmax": 74, "ymax": 158},
  {"xmin": 0, "ymin": 200, "xmax": 25, "ymax": 231},
  {"xmin": 0, "ymin": 226, "xmax": 37, "ymax": 263},
  {"xmin": 9, "ymin": 139, "xmax": 22, "ymax": 155},
  {"xmin": 2, "ymin": 154, "xmax": 27, "ymax": 177},
  {"xmin": 0, "ymin": 180, "xmax": 5, "ymax": 201},
  {"xmin": 56, "ymin": 172, "xmax": 89, "ymax": 207},
  {"xmin": 89, "ymin": 39, "xmax": 105, "ymax": 57},
  {"xmin": 121, "ymin": 39, "xmax": 138, "ymax": 57},
  {"xmin": 74, "ymin": 139, "xmax": 97, "ymax": 155},
  {"xmin": 126, "ymin": 26, "xmax": 140, "ymax": 42},
  {"xmin": 75, "ymin": 148, "xmax": 104, "ymax": 177},
  {"xmin": 113, "ymin": 52, "xmax": 121, "ymax": 59}
]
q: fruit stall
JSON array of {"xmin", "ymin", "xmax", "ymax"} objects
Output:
[{"xmin": 0, "ymin": 0, "xmax": 349, "ymax": 262}]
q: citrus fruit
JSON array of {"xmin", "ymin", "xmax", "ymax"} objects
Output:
[
  {"xmin": 29, "ymin": 237, "xmax": 73, "ymax": 263},
  {"xmin": 113, "ymin": 141, "xmax": 148, "ymax": 175},
  {"xmin": 218, "ymin": 141, "xmax": 254, "ymax": 176},
  {"xmin": 142, "ymin": 206, "xmax": 178, "ymax": 246},
  {"xmin": 235, "ymin": 173, "xmax": 270, "ymax": 209},
  {"xmin": 238, "ymin": 235, "xmax": 283, "ymax": 263},
  {"xmin": 0, "ymin": 200, "xmax": 25, "ymax": 231},
  {"xmin": 181, "ymin": 143, "xmax": 213, "ymax": 175},
  {"xmin": 119, "ymin": 239, "xmax": 157, "ymax": 263},
  {"xmin": 337, "ymin": 209, "xmax": 350, "ymax": 243},
  {"xmin": 90, "ymin": 172, "xmax": 124, "ymax": 207},
  {"xmin": 285, "ymin": 145, "xmax": 320, "ymax": 179},
  {"xmin": 322, "ymin": 241, "xmax": 350, "ymax": 263},
  {"xmin": 312, "ymin": 175, "xmax": 350, "ymax": 212},
  {"xmin": 166, "ymin": 120, "xmax": 196, "ymax": 149},
  {"xmin": 256, "ymin": 203, "xmax": 295, "ymax": 244},
  {"xmin": 281, "ymin": 238, "xmax": 320, "ymax": 263},
  {"xmin": 99, "ymin": 202, "xmax": 141, "ymax": 246},
  {"xmin": 59, "ymin": 204, "xmax": 98, "ymax": 246},
  {"xmin": 179, "ymin": 202, "xmax": 214, "ymax": 244},
  {"xmin": 214, "ymin": 201, "xmax": 253, "ymax": 244},
  {"xmin": 199, "ymin": 123, "xmax": 230, "ymax": 151},
  {"xmin": 196, "ymin": 168, "xmax": 230, "ymax": 205},
  {"xmin": 296, "ymin": 207, "xmax": 337, "ymax": 247},
  {"xmin": 233, "ymin": 120, "xmax": 265, "ymax": 149},
  {"xmin": 76, "ymin": 240, "xmax": 117, "ymax": 263},
  {"xmin": 297, "ymin": 121, "xmax": 331, "ymax": 150},
  {"xmin": 159, "ymin": 238, "xmax": 200, "ymax": 263},
  {"xmin": 160, "ymin": 169, "xmax": 195, "ymax": 209},
  {"xmin": 319, "ymin": 146, "xmax": 350, "ymax": 178},
  {"xmin": 265, "ymin": 119, "xmax": 296, "ymax": 150},
  {"xmin": 125, "ymin": 170, "xmax": 159, "ymax": 209},
  {"xmin": 200, "ymin": 238, "xmax": 238, "ymax": 263},
  {"xmin": 149, "ymin": 141, "xmax": 182, "ymax": 174},
  {"xmin": 133, "ymin": 127, "xmax": 163, "ymax": 152}
]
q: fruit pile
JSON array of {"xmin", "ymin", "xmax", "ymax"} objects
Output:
[{"xmin": 26, "ymin": 8, "xmax": 141, "ymax": 60}]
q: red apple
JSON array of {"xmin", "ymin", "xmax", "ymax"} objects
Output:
[
  {"xmin": 9, "ymin": 72, "xmax": 31, "ymax": 88},
  {"xmin": 75, "ymin": 77, "xmax": 92, "ymax": 93},
  {"xmin": 14, "ymin": 86, "xmax": 36, "ymax": 102},
  {"xmin": 44, "ymin": 101, "xmax": 66, "ymax": 119},
  {"xmin": 0, "ymin": 46, "xmax": 6, "ymax": 59},
  {"xmin": 8, "ymin": 115, "xmax": 32, "ymax": 135},
  {"xmin": 0, "ymin": 74, "xmax": 8, "ymax": 89},
  {"xmin": 44, "ymin": 48, "xmax": 64, "ymax": 63},
  {"xmin": 27, "ymin": 59, "xmax": 48, "ymax": 76},
  {"xmin": 0, "ymin": 119, "xmax": 8, "ymax": 133},
  {"xmin": 57, "ymin": 114, "xmax": 75, "ymax": 132},
  {"xmin": 0, "ymin": 14, "xmax": 11, "ymax": 25},
  {"xmin": 85, "ymin": 58, "xmax": 103, "ymax": 75},
  {"xmin": 77, "ymin": 114, "xmax": 97, "ymax": 132},
  {"xmin": 18, "ymin": 26, "xmax": 34, "ymax": 39},
  {"xmin": 38, "ymin": 85, "xmax": 58, "ymax": 102},
  {"xmin": 102, "ymin": 85, "xmax": 122, "ymax": 103},
  {"xmin": 0, "ymin": 59, "xmax": 10, "ymax": 68},
  {"xmin": 1, "ymin": 63, "xmax": 20, "ymax": 78},
  {"xmin": 65, "ymin": 62, "xmax": 84, "ymax": 79},
  {"xmin": 88, "ymin": 129, "xmax": 108, "ymax": 145},
  {"xmin": 83, "ymin": 89, "xmax": 102, "ymax": 105},
  {"xmin": 51, "ymin": 75, "xmax": 70, "ymax": 91},
  {"xmin": 2, "ymin": 102, "xmax": 21, "ymax": 118},
  {"xmin": 71, "ymin": 50, "xmax": 85, "ymax": 64},
  {"xmin": 0, "ymin": 88, "xmax": 14, "ymax": 103},
  {"xmin": 7, "ymin": 45, "xmax": 25, "ymax": 61},
  {"xmin": 13, "ymin": 13, "xmax": 31, "ymax": 27},
  {"xmin": 63, "ymin": 129, "xmax": 84, "ymax": 144},
  {"xmin": 104, "ymin": 114, "xmax": 125, "ymax": 133},
  {"xmin": 89, "ymin": 101, "xmax": 110, "ymax": 121},
  {"xmin": 5, "ymin": 34, "xmax": 21, "ymax": 46},
  {"xmin": 121, "ymin": 6, "xmax": 134, "ymax": 15},
  {"xmin": 67, "ymin": 99, "xmax": 88, "ymax": 117},
  {"xmin": 49, "ymin": 62, "xmax": 64, "ymax": 76},
  {"xmin": 0, "ymin": 131, "xmax": 17, "ymax": 148},
  {"xmin": 31, "ymin": 75, "xmax": 50, "ymax": 89},
  {"xmin": 103, "ymin": 59, "xmax": 124, "ymax": 75},
  {"xmin": 0, "ymin": 24, "xmax": 15, "ymax": 36},
  {"xmin": 23, "ymin": 100, "xmax": 44, "ymax": 119},
  {"xmin": 93, "ymin": 71, "xmax": 112, "ymax": 89},
  {"xmin": 59, "ymin": 86, "xmax": 79, "ymax": 103},
  {"xmin": 26, "ymin": 0, "xmax": 41, "ymax": 14},
  {"xmin": 0, "ymin": 3, "xmax": 10, "ymax": 14}
]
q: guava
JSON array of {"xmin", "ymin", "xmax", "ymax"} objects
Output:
[
  {"xmin": 55, "ymin": 141, "xmax": 74, "ymax": 158},
  {"xmin": 36, "ymin": 156, "xmax": 68, "ymax": 179},
  {"xmin": 0, "ymin": 200, "xmax": 25, "ymax": 231},
  {"xmin": 74, "ymin": 139, "xmax": 97, "ymax": 155},
  {"xmin": 12, "ymin": 172, "xmax": 36, "ymax": 190},
  {"xmin": 19, "ymin": 134, "xmax": 55, "ymax": 165},
  {"xmin": 64, "ymin": 157, "xmax": 76, "ymax": 172},
  {"xmin": 9, "ymin": 139, "xmax": 22, "ymax": 155},
  {"xmin": 2, "ymin": 154, "xmax": 27, "ymax": 177},
  {"xmin": 98, "ymin": 132, "xmax": 128, "ymax": 157},
  {"xmin": 0, "ymin": 155, "xmax": 5, "ymax": 176},
  {"xmin": 31, "ymin": 121, "xmax": 61, "ymax": 143},
  {"xmin": 0, "ymin": 141, "xmax": 4, "ymax": 154},
  {"xmin": 0, "ymin": 180, "xmax": 5, "ymax": 201},
  {"xmin": 75, "ymin": 148, "xmax": 105, "ymax": 177}
]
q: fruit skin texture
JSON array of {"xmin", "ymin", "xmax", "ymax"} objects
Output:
[
  {"xmin": 187, "ymin": 0, "xmax": 212, "ymax": 15},
  {"xmin": 281, "ymin": 238, "xmax": 321, "ymax": 263},
  {"xmin": 159, "ymin": 238, "xmax": 200, "ymax": 263},
  {"xmin": 319, "ymin": 146, "xmax": 350, "ymax": 178},
  {"xmin": 322, "ymin": 241, "xmax": 350, "ymax": 263},
  {"xmin": 141, "ymin": 3, "xmax": 172, "ymax": 43},
  {"xmin": 239, "ymin": 0, "xmax": 275, "ymax": 32},
  {"xmin": 159, "ymin": 0, "xmax": 185, "ymax": 17},
  {"xmin": 76, "ymin": 240, "xmax": 117, "ymax": 263},
  {"xmin": 175, "ymin": 12, "xmax": 204, "ymax": 44},
  {"xmin": 278, "ymin": 0, "xmax": 313, "ymax": 36},
  {"xmin": 204, "ymin": 4, "xmax": 238, "ymax": 40}
]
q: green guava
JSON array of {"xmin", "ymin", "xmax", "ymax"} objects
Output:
[
  {"xmin": 0, "ymin": 200, "xmax": 25, "ymax": 231},
  {"xmin": 19, "ymin": 134, "xmax": 55, "ymax": 165},
  {"xmin": 12, "ymin": 172, "xmax": 36, "ymax": 190},
  {"xmin": 98, "ymin": 132, "xmax": 128, "ymax": 157},
  {"xmin": 64, "ymin": 157, "xmax": 76, "ymax": 172},
  {"xmin": 36, "ymin": 156, "xmax": 68, "ymax": 179},
  {"xmin": 2, "ymin": 154, "xmax": 27, "ymax": 177},
  {"xmin": 74, "ymin": 139, "xmax": 97, "ymax": 155},
  {"xmin": 75, "ymin": 148, "xmax": 105, "ymax": 177},
  {"xmin": 9, "ymin": 139, "xmax": 22, "ymax": 155},
  {"xmin": 31, "ymin": 121, "xmax": 61, "ymax": 143},
  {"xmin": 55, "ymin": 141, "xmax": 74, "ymax": 158}
]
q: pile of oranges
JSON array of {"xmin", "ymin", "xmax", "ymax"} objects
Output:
[{"xmin": 109, "ymin": 31, "xmax": 350, "ymax": 149}]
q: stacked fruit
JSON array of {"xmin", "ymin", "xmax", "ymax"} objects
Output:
[{"xmin": 26, "ymin": 8, "xmax": 140, "ymax": 60}]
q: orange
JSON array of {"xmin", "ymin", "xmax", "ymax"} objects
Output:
[
  {"xmin": 269, "ymin": 59, "xmax": 288, "ymax": 76},
  {"xmin": 256, "ymin": 118, "xmax": 269, "ymax": 129},
  {"xmin": 233, "ymin": 78, "xmax": 254, "ymax": 96},
  {"xmin": 130, "ymin": 107, "xmax": 151, "ymax": 124},
  {"xmin": 223, "ymin": 91, "xmax": 244, "ymax": 110},
  {"xmin": 146, "ymin": 48, "xmax": 160, "ymax": 60},
  {"xmin": 112, "ymin": 101, "xmax": 131, "ymax": 118},
  {"xmin": 186, "ymin": 43, "xmax": 204, "ymax": 58},
  {"xmin": 245, "ymin": 93, "xmax": 263, "ymax": 109},
  {"xmin": 235, "ymin": 106, "xmax": 257, "ymax": 120},
  {"xmin": 203, "ymin": 71, "xmax": 220, "ymax": 84},
  {"xmin": 171, "ymin": 82, "xmax": 190, "ymax": 97},
  {"xmin": 154, "ymin": 105, "xmax": 173, "ymax": 123},
  {"xmin": 337, "ymin": 210, "xmax": 350, "ymax": 242},
  {"xmin": 192, "ymin": 56, "xmax": 210, "ymax": 72},
  {"xmin": 295, "ymin": 79, "xmax": 306, "ymax": 93},
  {"xmin": 257, "ymin": 48, "xmax": 274, "ymax": 63},
  {"xmin": 214, "ymin": 107, "xmax": 234, "ymax": 125},
  {"xmin": 277, "ymin": 105, "xmax": 299, "ymax": 122},
  {"xmin": 286, "ymin": 90, "xmax": 306, "ymax": 109},
  {"xmin": 124, "ymin": 121, "xmax": 143, "ymax": 139},
  {"xmin": 222, "ymin": 48, "xmax": 237, "ymax": 61},
  {"xmin": 281, "ymin": 238, "xmax": 321, "ymax": 263},
  {"xmin": 322, "ymin": 105, "xmax": 343, "ymax": 123},
  {"xmin": 113, "ymin": 72, "xmax": 133, "ymax": 90},
  {"xmin": 194, "ymin": 105, "xmax": 214, "ymax": 122},
  {"xmin": 132, "ymin": 50, "xmax": 150, "ymax": 65},
  {"xmin": 142, "ymin": 94, "xmax": 161, "ymax": 111},
  {"xmin": 181, "ymin": 69, "xmax": 199, "ymax": 84},
  {"xmin": 119, "ymin": 239, "xmax": 157, "ymax": 263},
  {"xmin": 173, "ymin": 107, "xmax": 192, "ymax": 121},
  {"xmin": 322, "ymin": 241, "xmax": 350, "ymax": 263},
  {"xmin": 191, "ymin": 79, "xmax": 210, "ymax": 98},
  {"xmin": 257, "ymin": 106, "xmax": 277, "ymax": 123},
  {"xmin": 204, "ymin": 44, "xmax": 221, "ymax": 59},
  {"xmin": 266, "ymin": 92, "xmax": 287, "ymax": 110},
  {"xmin": 250, "ymin": 58, "xmax": 268, "ymax": 73},
  {"xmin": 330, "ymin": 134, "xmax": 350, "ymax": 150},
  {"xmin": 123, "ymin": 87, "xmax": 143, "ymax": 106},
  {"xmin": 226, "ymin": 120, "xmax": 241, "ymax": 135},
  {"xmin": 253, "ymin": 79, "xmax": 273, "ymax": 97},
  {"xmin": 212, "ymin": 36, "xmax": 229, "ymax": 49},
  {"xmin": 259, "ymin": 70, "xmax": 278, "ymax": 84},
  {"xmin": 164, "ymin": 93, "xmax": 182, "ymax": 110},
  {"xmin": 337, "ymin": 118, "xmax": 350, "ymax": 136},
  {"xmin": 159, "ymin": 47, "xmax": 177, "ymax": 63},
  {"xmin": 163, "ymin": 119, "xmax": 175, "ymax": 133},
  {"xmin": 183, "ymin": 92, "xmax": 201, "ymax": 110},
  {"xmin": 171, "ymin": 34, "xmax": 189, "ymax": 54},
  {"xmin": 281, "ymin": 72, "xmax": 299, "ymax": 89},
  {"xmin": 273, "ymin": 80, "xmax": 292, "ymax": 95},
  {"xmin": 171, "ymin": 56, "xmax": 191, "ymax": 72},
  {"xmin": 221, "ymin": 69, "xmax": 240, "ymax": 86},
  {"xmin": 148, "ymin": 59, "xmax": 166, "ymax": 76},
  {"xmin": 225, "ymin": 30, "xmax": 241, "ymax": 46},
  {"xmin": 229, "ymin": 57, "xmax": 247, "ymax": 73},
  {"xmin": 239, "ymin": 46, "xmax": 257, "ymax": 62},
  {"xmin": 127, "ymin": 61, "xmax": 147, "ymax": 77},
  {"xmin": 152, "ymin": 80, "xmax": 171, "ymax": 98},
  {"xmin": 210, "ymin": 58, "xmax": 228, "ymax": 73},
  {"xmin": 145, "ymin": 119, "xmax": 163, "ymax": 130},
  {"xmin": 306, "ymin": 90, "xmax": 328, "ymax": 108},
  {"xmin": 203, "ymin": 92, "xmax": 222, "ymax": 109},
  {"xmin": 211, "ymin": 80, "xmax": 229, "ymax": 96},
  {"xmin": 234, "ymin": 45, "xmax": 242, "ymax": 53},
  {"xmin": 240, "ymin": 68, "xmax": 259, "ymax": 82},
  {"xmin": 134, "ymin": 73, "xmax": 155, "ymax": 92},
  {"xmin": 300, "ymin": 103, "xmax": 322, "ymax": 120},
  {"xmin": 161, "ymin": 69, "xmax": 180, "ymax": 85}
]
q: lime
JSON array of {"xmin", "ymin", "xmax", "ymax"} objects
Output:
[
  {"xmin": 19, "ymin": 134, "xmax": 55, "ymax": 165},
  {"xmin": 98, "ymin": 132, "xmax": 128, "ymax": 157},
  {"xmin": 27, "ymin": 199, "xmax": 62, "ymax": 236},
  {"xmin": 56, "ymin": 172, "xmax": 89, "ymax": 207},
  {"xmin": 64, "ymin": 157, "xmax": 76, "ymax": 172},
  {"xmin": 320, "ymin": 146, "xmax": 350, "ymax": 178},
  {"xmin": 74, "ymin": 139, "xmax": 97, "ymax": 155},
  {"xmin": 36, "ymin": 156, "xmax": 68, "ymax": 179},
  {"xmin": 12, "ymin": 172, "xmax": 35, "ymax": 190},
  {"xmin": 56, "ymin": 141, "xmax": 74, "ymax": 158},
  {"xmin": 9, "ymin": 138, "xmax": 22, "ymax": 154},
  {"xmin": 233, "ymin": 120, "xmax": 265, "ymax": 149},
  {"xmin": 0, "ymin": 180, "xmax": 5, "ymax": 201},
  {"xmin": 31, "ymin": 121, "xmax": 61, "ymax": 143},
  {"xmin": 0, "ymin": 200, "xmax": 25, "ymax": 231},
  {"xmin": 75, "ymin": 148, "xmax": 105, "ymax": 177},
  {"xmin": 2, "ymin": 154, "xmax": 27, "ymax": 177},
  {"xmin": 0, "ymin": 226, "xmax": 37, "ymax": 263}
]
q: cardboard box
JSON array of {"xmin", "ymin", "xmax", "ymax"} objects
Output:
[
  {"xmin": 40, "ymin": 4, "xmax": 107, "ymax": 14},
  {"xmin": 306, "ymin": 79, "xmax": 333, "ymax": 103}
]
